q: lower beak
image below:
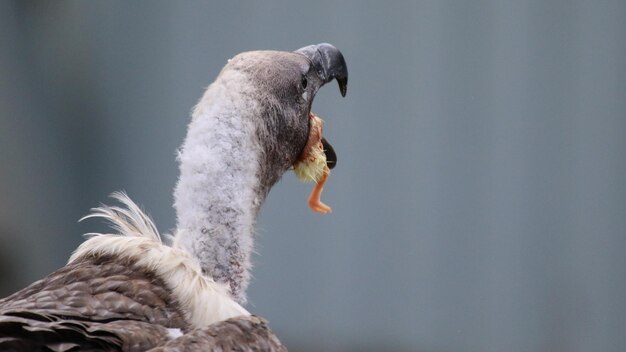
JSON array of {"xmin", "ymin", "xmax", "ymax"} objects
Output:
[{"xmin": 322, "ymin": 138, "xmax": 337, "ymax": 169}]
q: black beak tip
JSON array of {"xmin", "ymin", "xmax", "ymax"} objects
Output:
[{"xmin": 338, "ymin": 78, "xmax": 348, "ymax": 97}]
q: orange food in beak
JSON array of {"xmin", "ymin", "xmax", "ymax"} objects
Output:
[{"xmin": 293, "ymin": 113, "xmax": 332, "ymax": 214}]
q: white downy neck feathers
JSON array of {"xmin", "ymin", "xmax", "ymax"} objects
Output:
[{"xmin": 172, "ymin": 68, "xmax": 265, "ymax": 304}]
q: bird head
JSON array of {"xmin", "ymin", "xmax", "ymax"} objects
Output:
[{"xmin": 214, "ymin": 43, "xmax": 348, "ymax": 193}]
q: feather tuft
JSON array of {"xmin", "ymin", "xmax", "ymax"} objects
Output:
[
  {"xmin": 70, "ymin": 192, "xmax": 250, "ymax": 328},
  {"xmin": 78, "ymin": 191, "xmax": 161, "ymax": 243}
]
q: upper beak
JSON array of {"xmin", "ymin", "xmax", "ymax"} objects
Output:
[{"xmin": 295, "ymin": 43, "xmax": 348, "ymax": 97}]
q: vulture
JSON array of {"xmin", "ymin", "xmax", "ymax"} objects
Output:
[{"xmin": 0, "ymin": 43, "xmax": 348, "ymax": 351}]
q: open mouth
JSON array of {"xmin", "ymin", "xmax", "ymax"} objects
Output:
[{"xmin": 292, "ymin": 43, "xmax": 347, "ymax": 215}]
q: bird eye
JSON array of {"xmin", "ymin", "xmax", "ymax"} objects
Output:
[{"xmin": 301, "ymin": 77, "xmax": 308, "ymax": 89}]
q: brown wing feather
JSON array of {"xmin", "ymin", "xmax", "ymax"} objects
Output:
[
  {"xmin": 0, "ymin": 254, "xmax": 187, "ymax": 351},
  {"xmin": 0, "ymin": 254, "xmax": 286, "ymax": 351},
  {"xmin": 147, "ymin": 315, "xmax": 286, "ymax": 352}
]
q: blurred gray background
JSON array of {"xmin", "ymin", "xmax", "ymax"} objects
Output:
[{"xmin": 1, "ymin": 1, "xmax": 625, "ymax": 351}]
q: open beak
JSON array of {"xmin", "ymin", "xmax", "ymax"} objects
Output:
[{"xmin": 295, "ymin": 43, "xmax": 347, "ymax": 169}]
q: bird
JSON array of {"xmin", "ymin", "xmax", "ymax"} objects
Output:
[{"xmin": 0, "ymin": 43, "xmax": 348, "ymax": 351}]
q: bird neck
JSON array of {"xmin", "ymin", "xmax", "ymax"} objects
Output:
[{"xmin": 173, "ymin": 73, "xmax": 269, "ymax": 304}]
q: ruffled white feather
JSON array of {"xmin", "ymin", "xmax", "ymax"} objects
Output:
[{"xmin": 70, "ymin": 192, "xmax": 250, "ymax": 328}]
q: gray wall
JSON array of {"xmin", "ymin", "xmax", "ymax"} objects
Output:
[{"xmin": 1, "ymin": 1, "xmax": 625, "ymax": 351}]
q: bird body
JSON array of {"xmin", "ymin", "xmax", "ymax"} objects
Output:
[
  {"xmin": 0, "ymin": 193, "xmax": 252, "ymax": 351},
  {"xmin": 0, "ymin": 44, "xmax": 347, "ymax": 351},
  {"xmin": 71, "ymin": 193, "xmax": 250, "ymax": 328}
]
